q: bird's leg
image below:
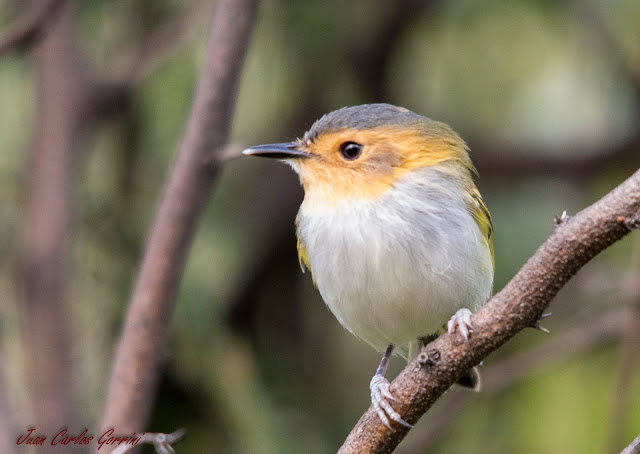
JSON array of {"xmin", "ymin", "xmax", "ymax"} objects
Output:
[
  {"xmin": 369, "ymin": 345, "xmax": 414, "ymax": 430},
  {"xmin": 447, "ymin": 311, "xmax": 482, "ymax": 389},
  {"xmin": 447, "ymin": 308, "xmax": 474, "ymax": 344}
]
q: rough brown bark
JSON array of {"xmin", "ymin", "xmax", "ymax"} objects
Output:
[
  {"xmin": 397, "ymin": 308, "xmax": 625, "ymax": 453},
  {"xmin": 98, "ymin": 0, "xmax": 259, "ymax": 444},
  {"xmin": 339, "ymin": 168, "xmax": 640, "ymax": 454}
]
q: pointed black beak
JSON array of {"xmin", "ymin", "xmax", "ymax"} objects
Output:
[{"xmin": 242, "ymin": 142, "xmax": 313, "ymax": 159}]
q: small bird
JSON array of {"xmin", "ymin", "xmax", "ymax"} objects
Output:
[{"xmin": 243, "ymin": 104, "xmax": 494, "ymax": 429}]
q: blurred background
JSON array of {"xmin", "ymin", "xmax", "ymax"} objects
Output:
[{"xmin": 1, "ymin": 0, "xmax": 640, "ymax": 453}]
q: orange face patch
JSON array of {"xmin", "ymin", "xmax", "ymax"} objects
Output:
[{"xmin": 293, "ymin": 124, "xmax": 474, "ymax": 208}]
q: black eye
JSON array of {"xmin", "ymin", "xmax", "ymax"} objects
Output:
[{"xmin": 339, "ymin": 141, "xmax": 363, "ymax": 160}]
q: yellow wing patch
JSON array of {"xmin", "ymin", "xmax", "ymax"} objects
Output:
[
  {"xmin": 297, "ymin": 238, "xmax": 318, "ymax": 286},
  {"xmin": 470, "ymin": 189, "xmax": 495, "ymax": 269},
  {"xmin": 297, "ymin": 238, "xmax": 311, "ymax": 273}
]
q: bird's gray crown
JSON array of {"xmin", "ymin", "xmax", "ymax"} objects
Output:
[{"xmin": 302, "ymin": 103, "xmax": 429, "ymax": 143}]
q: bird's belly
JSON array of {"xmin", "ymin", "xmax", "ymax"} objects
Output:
[
  {"xmin": 296, "ymin": 178, "xmax": 493, "ymax": 353},
  {"xmin": 323, "ymin": 254, "xmax": 466, "ymax": 351}
]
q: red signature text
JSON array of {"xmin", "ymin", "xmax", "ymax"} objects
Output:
[
  {"xmin": 17, "ymin": 428, "xmax": 46, "ymax": 446},
  {"xmin": 52, "ymin": 428, "xmax": 93, "ymax": 446},
  {"xmin": 97, "ymin": 429, "xmax": 143, "ymax": 450},
  {"xmin": 16, "ymin": 427, "xmax": 143, "ymax": 449}
]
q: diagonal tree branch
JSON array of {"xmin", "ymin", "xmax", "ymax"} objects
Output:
[
  {"xmin": 340, "ymin": 168, "xmax": 640, "ymax": 453},
  {"xmin": 0, "ymin": 0, "xmax": 64, "ymax": 56},
  {"xmin": 620, "ymin": 433, "xmax": 640, "ymax": 454},
  {"xmin": 98, "ymin": 0, "xmax": 259, "ymax": 444},
  {"xmin": 397, "ymin": 308, "xmax": 625, "ymax": 453}
]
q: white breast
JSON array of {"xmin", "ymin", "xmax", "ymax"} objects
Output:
[{"xmin": 296, "ymin": 167, "xmax": 494, "ymax": 353}]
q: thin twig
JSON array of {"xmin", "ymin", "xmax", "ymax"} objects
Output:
[
  {"xmin": 98, "ymin": 0, "xmax": 259, "ymax": 445},
  {"xmin": 111, "ymin": 429, "xmax": 186, "ymax": 454},
  {"xmin": 339, "ymin": 169, "xmax": 640, "ymax": 454}
]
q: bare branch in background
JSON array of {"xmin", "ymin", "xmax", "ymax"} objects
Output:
[
  {"xmin": 11, "ymin": 0, "xmax": 211, "ymax": 445},
  {"xmin": 0, "ymin": 0, "xmax": 64, "ymax": 56},
  {"xmin": 19, "ymin": 0, "xmax": 94, "ymax": 440},
  {"xmin": 339, "ymin": 169, "xmax": 640, "ymax": 453},
  {"xmin": 98, "ymin": 0, "xmax": 259, "ymax": 444}
]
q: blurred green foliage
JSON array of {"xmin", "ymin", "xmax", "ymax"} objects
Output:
[{"xmin": 1, "ymin": 0, "xmax": 640, "ymax": 452}]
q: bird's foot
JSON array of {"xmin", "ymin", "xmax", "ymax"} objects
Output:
[
  {"xmin": 370, "ymin": 374, "xmax": 413, "ymax": 430},
  {"xmin": 447, "ymin": 308, "xmax": 474, "ymax": 344}
]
